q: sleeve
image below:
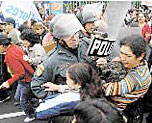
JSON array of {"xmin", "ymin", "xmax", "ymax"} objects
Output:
[
  {"xmin": 142, "ymin": 24, "xmax": 151, "ymax": 42},
  {"xmin": 6, "ymin": 55, "xmax": 24, "ymax": 85},
  {"xmin": 58, "ymin": 85, "xmax": 70, "ymax": 93},
  {"xmin": 103, "ymin": 73, "xmax": 136, "ymax": 96},
  {"xmin": 31, "ymin": 58, "xmax": 54, "ymax": 99},
  {"xmin": 7, "ymin": 53, "xmax": 34, "ymax": 85},
  {"xmin": 20, "ymin": 57, "xmax": 34, "ymax": 75},
  {"xmin": 31, "ymin": 44, "xmax": 46, "ymax": 66},
  {"xmin": 36, "ymin": 93, "xmax": 80, "ymax": 120}
]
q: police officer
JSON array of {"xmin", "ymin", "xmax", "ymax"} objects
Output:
[
  {"xmin": 31, "ymin": 14, "xmax": 95, "ymax": 99},
  {"xmin": 76, "ymin": 5, "xmax": 101, "ymax": 67},
  {"xmin": 76, "ymin": 5, "xmax": 99, "ymax": 38}
]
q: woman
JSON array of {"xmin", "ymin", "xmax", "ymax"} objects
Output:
[
  {"xmin": 131, "ymin": 12, "xmax": 151, "ymax": 42},
  {"xmin": 138, "ymin": 12, "xmax": 151, "ymax": 42},
  {"xmin": 68, "ymin": 63, "xmax": 124, "ymax": 123},
  {"xmin": 36, "ymin": 63, "xmax": 102, "ymax": 120},
  {"xmin": 35, "ymin": 64, "xmax": 83, "ymax": 121},
  {"xmin": 20, "ymin": 29, "xmax": 46, "ymax": 68},
  {"xmin": 36, "ymin": 63, "xmax": 123, "ymax": 123},
  {"xmin": 67, "ymin": 63, "xmax": 105, "ymax": 100},
  {"xmin": 100, "ymin": 35, "xmax": 151, "ymax": 123}
]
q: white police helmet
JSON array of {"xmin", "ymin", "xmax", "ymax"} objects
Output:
[
  {"xmin": 76, "ymin": 5, "xmax": 99, "ymax": 25},
  {"xmin": 50, "ymin": 14, "xmax": 84, "ymax": 40}
]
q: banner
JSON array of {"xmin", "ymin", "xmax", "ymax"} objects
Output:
[
  {"xmin": 0, "ymin": 1, "xmax": 42, "ymax": 28},
  {"xmin": 50, "ymin": 1, "xmax": 63, "ymax": 15}
]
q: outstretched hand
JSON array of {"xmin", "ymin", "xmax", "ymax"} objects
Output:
[
  {"xmin": 41, "ymin": 82, "xmax": 59, "ymax": 92},
  {"xmin": 0, "ymin": 81, "xmax": 10, "ymax": 89},
  {"xmin": 96, "ymin": 58, "xmax": 107, "ymax": 66}
]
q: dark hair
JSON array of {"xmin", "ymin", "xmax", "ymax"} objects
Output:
[
  {"xmin": 30, "ymin": 19, "xmax": 37, "ymax": 26},
  {"xmin": 120, "ymin": 34, "xmax": 146, "ymax": 58},
  {"xmin": 0, "ymin": 34, "xmax": 11, "ymax": 46},
  {"xmin": 67, "ymin": 63, "xmax": 105, "ymax": 100},
  {"xmin": 18, "ymin": 24, "xmax": 30, "ymax": 33},
  {"xmin": 74, "ymin": 99, "xmax": 124, "ymax": 123},
  {"xmin": 20, "ymin": 29, "xmax": 41, "ymax": 47}
]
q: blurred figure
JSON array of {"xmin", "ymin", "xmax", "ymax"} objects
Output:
[
  {"xmin": 3, "ymin": 17, "xmax": 21, "ymax": 45},
  {"xmin": 32, "ymin": 22, "xmax": 48, "ymax": 43}
]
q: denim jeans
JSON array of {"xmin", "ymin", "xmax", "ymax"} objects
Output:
[{"xmin": 14, "ymin": 81, "xmax": 34, "ymax": 117}]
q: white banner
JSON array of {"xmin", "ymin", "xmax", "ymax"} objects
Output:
[{"xmin": 0, "ymin": 0, "xmax": 42, "ymax": 27}]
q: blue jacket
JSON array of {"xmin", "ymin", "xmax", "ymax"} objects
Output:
[{"xmin": 36, "ymin": 91, "xmax": 80, "ymax": 119}]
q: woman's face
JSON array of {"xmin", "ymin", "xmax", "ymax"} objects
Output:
[
  {"xmin": 120, "ymin": 45, "xmax": 143, "ymax": 69},
  {"xmin": 66, "ymin": 72, "xmax": 80, "ymax": 90},
  {"xmin": 33, "ymin": 27, "xmax": 43, "ymax": 35},
  {"xmin": 0, "ymin": 45, "xmax": 6, "ymax": 53},
  {"xmin": 138, "ymin": 13, "xmax": 146, "ymax": 23}
]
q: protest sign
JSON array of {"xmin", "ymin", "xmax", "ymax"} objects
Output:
[
  {"xmin": 50, "ymin": 1, "xmax": 63, "ymax": 15},
  {"xmin": 0, "ymin": 0, "xmax": 42, "ymax": 27}
]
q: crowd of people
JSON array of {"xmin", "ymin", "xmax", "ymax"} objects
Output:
[
  {"xmin": 124, "ymin": 5, "xmax": 152, "ymax": 43},
  {"xmin": 0, "ymin": 2, "xmax": 151, "ymax": 123}
]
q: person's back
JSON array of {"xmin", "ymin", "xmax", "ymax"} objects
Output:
[
  {"xmin": 73, "ymin": 99, "xmax": 124, "ymax": 123},
  {"xmin": 28, "ymin": 43, "xmax": 46, "ymax": 67}
]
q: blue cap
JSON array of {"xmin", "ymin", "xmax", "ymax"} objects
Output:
[{"xmin": 4, "ymin": 17, "xmax": 15, "ymax": 26}]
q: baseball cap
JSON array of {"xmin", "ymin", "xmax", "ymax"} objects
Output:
[{"xmin": 4, "ymin": 17, "xmax": 15, "ymax": 26}]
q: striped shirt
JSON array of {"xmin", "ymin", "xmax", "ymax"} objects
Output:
[{"xmin": 103, "ymin": 61, "xmax": 151, "ymax": 110}]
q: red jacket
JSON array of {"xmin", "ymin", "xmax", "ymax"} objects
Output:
[
  {"xmin": 4, "ymin": 44, "xmax": 34, "ymax": 85},
  {"xmin": 142, "ymin": 23, "xmax": 151, "ymax": 42}
]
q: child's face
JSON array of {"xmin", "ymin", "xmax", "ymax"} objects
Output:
[
  {"xmin": 23, "ymin": 39, "xmax": 30, "ymax": 48},
  {"xmin": 66, "ymin": 72, "xmax": 80, "ymax": 90}
]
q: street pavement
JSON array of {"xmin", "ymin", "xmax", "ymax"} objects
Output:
[{"xmin": 0, "ymin": 97, "xmax": 47, "ymax": 123}]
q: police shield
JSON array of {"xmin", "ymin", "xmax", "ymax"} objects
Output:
[
  {"xmin": 87, "ymin": 38, "xmax": 115, "ymax": 57},
  {"xmin": 87, "ymin": 1, "xmax": 131, "ymax": 57}
]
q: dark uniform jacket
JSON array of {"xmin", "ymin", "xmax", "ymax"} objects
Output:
[{"xmin": 31, "ymin": 42, "xmax": 95, "ymax": 99}]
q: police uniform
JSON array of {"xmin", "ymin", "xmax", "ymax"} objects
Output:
[
  {"xmin": 31, "ymin": 40, "xmax": 96, "ymax": 99},
  {"xmin": 31, "ymin": 14, "xmax": 96, "ymax": 99}
]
